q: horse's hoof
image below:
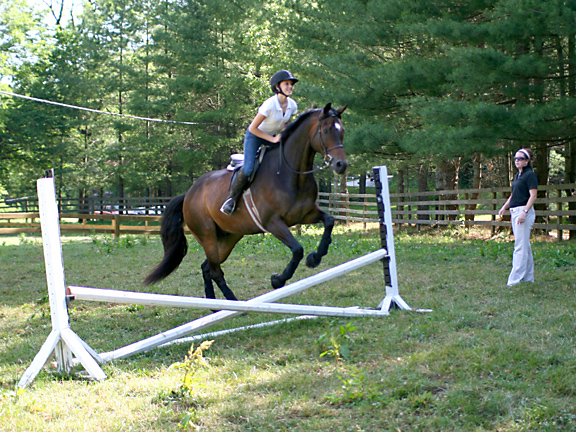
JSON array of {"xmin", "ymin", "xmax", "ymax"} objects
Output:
[
  {"xmin": 271, "ymin": 273, "xmax": 285, "ymax": 289},
  {"xmin": 306, "ymin": 252, "xmax": 321, "ymax": 268}
]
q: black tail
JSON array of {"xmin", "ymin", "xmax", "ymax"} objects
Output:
[{"xmin": 144, "ymin": 194, "xmax": 188, "ymax": 286}]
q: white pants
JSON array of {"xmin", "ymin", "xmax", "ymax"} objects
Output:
[{"xmin": 507, "ymin": 206, "xmax": 535, "ymax": 286}]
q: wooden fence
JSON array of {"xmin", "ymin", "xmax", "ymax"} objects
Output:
[
  {"xmin": 0, "ymin": 213, "xmax": 163, "ymax": 237},
  {"xmin": 0, "ymin": 195, "xmax": 172, "ymax": 215},
  {"xmin": 1, "ymin": 183, "xmax": 575, "ymax": 239},
  {"xmin": 318, "ymin": 183, "xmax": 576, "ymax": 238}
]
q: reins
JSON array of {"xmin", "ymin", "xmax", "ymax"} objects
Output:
[{"xmin": 277, "ymin": 111, "xmax": 344, "ymax": 175}]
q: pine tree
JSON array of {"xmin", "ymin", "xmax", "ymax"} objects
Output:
[{"xmin": 288, "ymin": 0, "xmax": 576, "ymax": 193}]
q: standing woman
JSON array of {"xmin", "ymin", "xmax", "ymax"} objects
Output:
[
  {"xmin": 498, "ymin": 148, "xmax": 538, "ymax": 287},
  {"xmin": 220, "ymin": 70, "xmax": 299, "ymax": 215}
]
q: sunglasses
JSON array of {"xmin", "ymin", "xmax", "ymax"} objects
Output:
[{"xmin": 514, "ymin": 157, "xmax": 528, "ymax": 161}]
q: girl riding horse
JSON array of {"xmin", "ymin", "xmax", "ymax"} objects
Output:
[{"xmin": 145, "ymin": 103, "xmax": 348, "ymax": 302}]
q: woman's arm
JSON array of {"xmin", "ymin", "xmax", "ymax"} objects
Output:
[
  {"xmin": 248, "ymin": 113, "xmax": 281, "ymax": 143},
  {"xmin": 499, "ymin": 195, "xmax": 513, "ymax": 216},
  {"xmin": 517, "ymin": 188, "xmax": 537, "ymax": 224},
  {"xmin": 524, "ymin": 188, "xmax": 537, "ymax": 212}
]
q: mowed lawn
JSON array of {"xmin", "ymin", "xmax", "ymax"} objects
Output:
[{"xmin": 1, "ymin": 224, "xmax": 576, "ymax": 431}]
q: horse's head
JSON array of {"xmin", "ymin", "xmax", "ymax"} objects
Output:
[{"xmin": 312, "ymin": 103, "xmax": 349, "ymax": 175}]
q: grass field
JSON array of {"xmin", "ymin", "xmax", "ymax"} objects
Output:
[{"xmin": 1, "ymin": 224, "xmax": 576, "ymax": 431}]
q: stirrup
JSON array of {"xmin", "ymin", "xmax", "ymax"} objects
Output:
[{"xmin": 220, "ymin": 198, "xmax": 236, "ymax": 216}]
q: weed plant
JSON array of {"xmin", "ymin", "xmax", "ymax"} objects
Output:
[{"xmin": 1, "ymin": 225, "xmax": 575, "ymax": 431}]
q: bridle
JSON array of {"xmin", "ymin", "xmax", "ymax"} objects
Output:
[{"xmin": 278, "ymin": 112, "xmax": 344, "ymax": 175}]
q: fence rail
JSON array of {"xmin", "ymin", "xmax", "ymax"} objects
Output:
[
  {"xmin": 2, "ymin": 183, "xmax": 575, "ymax": 239},
  {"xmin": 0, "ymin": 196, "xmax": 172, "ymax": 215}
]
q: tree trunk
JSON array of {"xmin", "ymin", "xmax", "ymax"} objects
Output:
[
  {"xmin": 567, "ymin": 32, "xmax": 576, "ymax": 238},
  {"xmin": 166, "ymin": 160, "xmax": 173, "ymax": 198},
  {"xmin": 465, "ymin": 153, "xmax": 482, "ymax": 221},
  {"xmin": 338, "ymin": 173, "xmax": 349, "ymax": 221},
  {"xmin": 359, "ymin": 173, "xmax": 367, "ymax": 195},
  {"xmin": 118, "ymin": 175, "xmax": 124, "ymax": 214},
  {"xmin": 417, "ymin": 163, "xmax": 429, "ymax": 221},
  {"xmin": 532, "ymin": 36, "xmax": 549, "ymax": 226},
  {"xmin": 533, "ymin": 147, "xmax": 549, "ymax": 225},
  {"xmin": 397, "ymin": 168, "xmax": 405, "ymax": 222},
  {"xmin": 436, "ymin": 159, "xmax": 459, "ymax": 221}
]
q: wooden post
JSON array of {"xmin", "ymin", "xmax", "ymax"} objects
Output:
[
  {"xmin": 113, "ymin": 215, "xmax": 120, "ymax": 239},
  {"xmin": 363, "ymin": 196, "xmax": 368, "ymax": 230},
  {"xmin": 558, "ymin": 188, "xmax": 563, "ymax": 242},
  {"xmin": 465, "ymin": 192, "xmax": 470, "ymax": 230},
  {"xmin": 491, "ymin": 191, "xmax": 497, "ymax": 236}
]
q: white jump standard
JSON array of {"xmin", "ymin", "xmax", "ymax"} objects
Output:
[{"xmin": 18, "ymin": 166, "xmax": 410, "ymax": 388}]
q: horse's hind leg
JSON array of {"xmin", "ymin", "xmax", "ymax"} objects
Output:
[
  {"xmin": 201, "ymin": 260, "xmax": 216, "ymax": 299},
  {"xmin": 304, "ymin": 210, "xmax": 334, "ymax": 269},
  {"xmin": 203, "ymin": 256, "xmax": 238, "ymax": 301},
  {"xmin": 198, "ymin": 233, "xmax": 243, "ymax": 301},
  {"xmin": 212, "ymin": 265, "xmax": 237, "ymax": 301}
]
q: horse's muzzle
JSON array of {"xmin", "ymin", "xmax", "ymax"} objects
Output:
[{"xmin": 332, "ymin": 159, "xmax": 348, "ymax": 175}]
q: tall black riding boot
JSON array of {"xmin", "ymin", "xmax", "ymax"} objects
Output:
[{"xmin": 220, "ymin": 171, "xmax": 250, "ymax": 215}]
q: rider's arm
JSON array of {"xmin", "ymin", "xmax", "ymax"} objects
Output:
[{"xmin": 248, "ymin": 113, "xmax": 281, "ymax": 143}]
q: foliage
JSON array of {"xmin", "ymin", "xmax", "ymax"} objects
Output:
[
  {"xmin": 326, "ymin": 370, "xmax": 386, "ymax": 406},
  {"xmin": 91, "ymin": 235, "xmax": 147, "ymax": 254},
  {"xmin": 170, "ymin": 340, "xmax": 214, "ymax": 430},
  {"xmin": 172, "ymin": 340, "xmax": 214, "ymax": 396},
  {"xmin": 2, "ymin": 0, "xmax": 576, "ymax": 198},
  {"xmin": 314, "ymin": 321, "xmax": 357, "ymax": 361}
]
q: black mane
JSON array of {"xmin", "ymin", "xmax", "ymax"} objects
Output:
[
  {"xmin": 280, "ymin": 105, "xmax": 342, "ymax": 145},
  {"xmin": 280, "ymin": 108, "xmax": 319, "ymax": 144}
]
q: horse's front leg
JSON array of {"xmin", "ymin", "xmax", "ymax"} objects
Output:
[
  {"xmin": 303, "ymin": 209, "xmax": 334, "ymax": 269},
  {"xmin": 267, "ymin": 217, "xmax": 304, "ymax": 289}
]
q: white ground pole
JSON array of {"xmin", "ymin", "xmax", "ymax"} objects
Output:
[
  {"xmin": 18, "ymin": 175, "xmax": 107, "ymax": 388},
  {"xmin": 374, "ymin": 166, "xmax": 411, "ymax": 311},
  {"xmin": 19, "ymin": 166, "xmax": 408, "ymax": 386}
]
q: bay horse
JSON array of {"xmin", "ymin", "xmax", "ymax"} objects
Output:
[{"xmin": 144, "ymin": 103, "xmax": 348, "ymax": 301}]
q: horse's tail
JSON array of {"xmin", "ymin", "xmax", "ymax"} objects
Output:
[{"xmin": 144, "ymin": 194, "xmax": 188, "ymax": 286}]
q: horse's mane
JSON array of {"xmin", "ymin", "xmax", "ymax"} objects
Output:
[
  {"xmin": 280, "ymin": 105, "xmax": 342, "ymax": 145},
  {"xmin": 280, "ymin": 108, "xmax": 319, "ymax": 144}
]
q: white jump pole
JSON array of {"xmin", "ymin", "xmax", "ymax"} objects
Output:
[
  {"xmin": 95, "ymin": 166, "xmax": 404, "ymax": 362},
  {"xmin": 68, "ymin": 272, "xmax": 389, "ymax": 317},
  {"xmin": 374, "ymin": 166, "xmax": 411, "ymax": 311},
  {"xmin": 97, "ymin": 248, "xmax": 389, "ymax": 362},
  {"xmin": 17, "ymin": 172, "xmax": 107, "ymax": 388},
  {"xmin": 19, "ymin": 166, "xmax": 410, "ymax": 386}
]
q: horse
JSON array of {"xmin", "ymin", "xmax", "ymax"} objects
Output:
[{"xmin": 144, "ymin": 103, "xmax": 348, "ymax": 301}]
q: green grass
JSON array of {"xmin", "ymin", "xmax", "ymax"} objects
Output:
[{"xmin": 1, "ymin": 225, "xmax": 576, "ymax": 431}]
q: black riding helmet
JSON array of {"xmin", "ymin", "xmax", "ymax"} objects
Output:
[{"xmin": 270, "ymin": 70, "xmax": 298, "ymax": 94}]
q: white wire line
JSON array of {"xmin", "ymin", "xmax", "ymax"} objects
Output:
[{"xmin": 0, "ymin": 90, "xmax": 214, "ymax": 126}]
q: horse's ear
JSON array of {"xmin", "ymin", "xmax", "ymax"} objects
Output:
[
  {"xmin": 337, "ymin": 106, "xmax": 347, "ymax": 116},
  {"xmin": 323, "ymin": 103, "xmax": 332, "ymax": 115}
]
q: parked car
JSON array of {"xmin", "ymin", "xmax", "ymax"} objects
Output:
[
  {"xmin": 126, "ymin": 206, "xmax": 163, "ymax": 215},
  {"xmin": 94, "ymin": 205, "xmax": 119, "ymax": 215}
]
